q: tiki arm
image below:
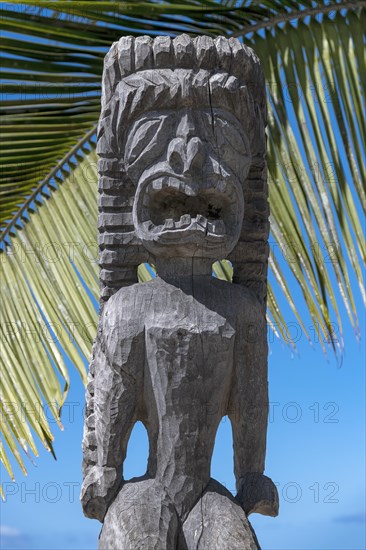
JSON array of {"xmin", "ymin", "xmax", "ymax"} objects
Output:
[
  {"xmin": 229, "ymin": 299, "xmax": 278, "ymax": 516},
  {"xmin": 81, "ymin": 302, "xmax": 145, "ymax": 521}
]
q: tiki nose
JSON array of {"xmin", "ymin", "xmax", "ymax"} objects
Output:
[
  {"xmin": 167, "ymin": 138, "xmax": 185, "ymax": 174},
  {"xmin": 167, "ymin": 137, "xmax": 205, "ymax": 175},
  {"xmin": 184, "ymin": 137, "xmax": 205, "ymax": 175},
  {"xmin": 176, "ymin": 112, "xmax": 195, "ymax": 140}
]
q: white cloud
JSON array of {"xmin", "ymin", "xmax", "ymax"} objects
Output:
[{"xmin": 0, "ymin": 525, "xmax": 21, "ymax": 537}]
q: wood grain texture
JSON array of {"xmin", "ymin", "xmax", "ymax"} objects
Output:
[{"xmin": 82, "ymin": 34, "xmax": 277, "ymax": 549}]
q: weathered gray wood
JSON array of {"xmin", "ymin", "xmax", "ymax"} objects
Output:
[
  {"xmin": 183, "ymin": 479, "xmax": 260, "ymax": 550},
  {"xmin": 82, "ymin": 34, "xmax": 277, "ymax": 549}
]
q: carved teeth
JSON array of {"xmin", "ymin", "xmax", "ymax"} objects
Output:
[
  {"xmin": 142, "ymin": 215, "xmax": 225, "ymax": 235},
  {"xmin": 206, "ymin": 220, "xmax": 226, "ymax": 235},
  {"xmin": 152, "ymin": 180, "xmax": 163, "ymax": 191},
  {"xmin": 184, "ymin": 185, "xmax": 196, "ymax": 196},
  {"xmin": 160, "ymin": 214, "xmax": 192, "ymax": 230},
  {"xmin": 179, "ymin": 181, "xmax": 186, "ymax": 193},
  {"xmin": 170, "ymin": 179, "xmax": 180, "ymax": 190},
  {"xmin": 196, "ymin": 214, "xmax": 207, "ymax": 228},
  {"xmin": 179, "ymin": 214, "xmax": 191, "ymax": 227},
  {"xmin": 164, "ymin": 218, "xmax": 175, "ymax": 229},
  {"xmin": 143, "ymin": 220, "xmax": 154, "ymax": 231}
]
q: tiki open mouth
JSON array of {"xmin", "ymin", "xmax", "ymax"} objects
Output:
[{"xmin": 138, "ymin": 176, "xmax": 236, "ymax": 240}]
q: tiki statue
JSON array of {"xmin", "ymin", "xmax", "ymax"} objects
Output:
[{"xmin": 81, "ymin": 34, "xmax": 278, "ymax": 549}]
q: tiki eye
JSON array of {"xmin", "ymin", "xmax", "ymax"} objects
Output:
[
  {"xmin": 214, "ymin": 115, "xmax": 250, "ymax": 156},
  {"xmin": 125, "ymin": 118, "xmax": 163, "ymax": 165}
]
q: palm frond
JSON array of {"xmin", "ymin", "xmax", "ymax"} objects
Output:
[
  {"xmin": 1, "ymin": 143, "xmax": 98, "ymax": 481},
  {"xmin": 250, "ymin": 8, "xmax": 365, "ymax": 346}
]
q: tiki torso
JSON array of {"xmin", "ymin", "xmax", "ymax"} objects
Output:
[{"xmin": 103, "ymin": 275, "xmax": 260, "ymax": 515}]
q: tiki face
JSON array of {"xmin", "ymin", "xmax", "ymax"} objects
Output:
[
  {"xmin": 97, "ymin": 36, "xmax": 268, "ymax": 300},
  {"xmin": 126, "ymin": 106, "xmax": 251, "ymax": 259}
]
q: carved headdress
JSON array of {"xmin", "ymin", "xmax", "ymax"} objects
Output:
[{"xmin": 97, "ymin": 34, "xmax": 269, "ymax": 305}]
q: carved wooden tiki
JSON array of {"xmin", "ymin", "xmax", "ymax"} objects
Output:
[{"xmin": 81, "ymin": 34, "xmax": 278, "ymax": 549}]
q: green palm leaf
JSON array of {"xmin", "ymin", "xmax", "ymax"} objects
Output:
[{"xmin": 1, "ymin": 0, "xmax": 365, "ymax": 483}]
